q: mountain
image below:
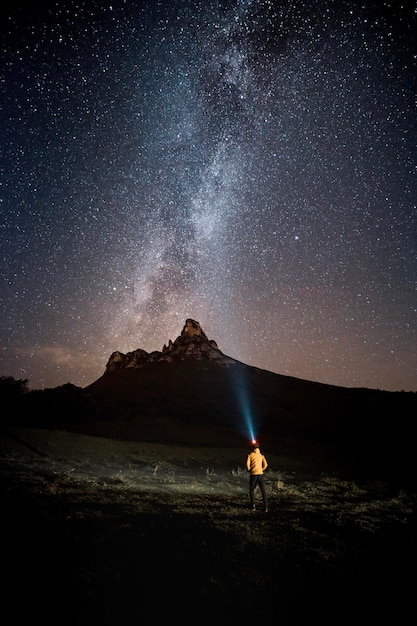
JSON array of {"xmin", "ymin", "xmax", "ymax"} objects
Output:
[
  {"xmin": 105, "ymin": 318, "xmax": 237, "ymax": 370},
  {"xmin": 78, "ymin": 319, "xmax": 416, "ymax": 481}
]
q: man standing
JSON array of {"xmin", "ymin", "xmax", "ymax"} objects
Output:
[{"xmin": 246, "ymin": 442, "xmax": 268, "ymax": 512}]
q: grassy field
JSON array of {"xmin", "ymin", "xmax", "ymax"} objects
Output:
[{"xmin": 1, "ymin": 427, "xmax": 416, "ymax": 624}]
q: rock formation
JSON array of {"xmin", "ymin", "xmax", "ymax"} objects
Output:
[{"xmin": 105, "ymin": 319, "xmax": 237, "ymax": 371}]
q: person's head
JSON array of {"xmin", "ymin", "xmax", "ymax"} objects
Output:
[{"xmin": 253, "ymin": 443, "xmax": 260, "ymax": 452}]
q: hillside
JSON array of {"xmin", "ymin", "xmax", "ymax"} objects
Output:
[
  {"xmin": 77, "ymin": 320, "xmax": 416, "ymax": 483},
  {"xmin": 10, "ymin": 319, "xmax": 417, "ymax": 484}
]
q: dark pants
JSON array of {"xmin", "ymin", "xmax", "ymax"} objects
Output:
[{"xmin": 249, "ymin": 474, "xmax": 268, "ymax": 509}]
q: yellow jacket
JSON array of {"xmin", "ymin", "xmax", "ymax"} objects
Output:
[{"xmin": 246, "ymin": 448, "xmax": 268, "ymax": 475}]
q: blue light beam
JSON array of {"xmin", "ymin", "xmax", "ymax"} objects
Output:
[{"xmin": 230, "ymin": 365, "xmax": 256, "ymax": 441}]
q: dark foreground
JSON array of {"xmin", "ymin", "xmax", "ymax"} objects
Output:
[{"xmin": 1, "ymin": 427, "xmax": 416, "ymax": 625}]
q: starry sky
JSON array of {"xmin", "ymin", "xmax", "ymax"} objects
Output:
[{"xmin": 1, "ymin": 0, "xmax": 416, "ymax": 392}]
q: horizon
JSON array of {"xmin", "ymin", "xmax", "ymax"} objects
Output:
[{"xmin": 6, "ymin": 316, "xmax": 416, "ymax": 395}]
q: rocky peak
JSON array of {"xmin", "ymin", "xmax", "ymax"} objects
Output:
[
  {"xmin": 105, "ymin": 319, "xmax": 237, "ymax": 372},
  {"xmin": 179, "ymin": 318, "xmax": 208, "ymax": 341}
]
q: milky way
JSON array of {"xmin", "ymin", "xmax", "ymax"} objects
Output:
[{"xmin": 1, "ymin": 0, "xmax": 416, "ymax": 391}]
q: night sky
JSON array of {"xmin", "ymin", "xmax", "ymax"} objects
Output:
[{"xmin": 1, "ymin": 1, "xmax": 416, "ymax": 392}]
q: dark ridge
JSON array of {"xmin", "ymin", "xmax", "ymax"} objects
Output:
[{"xmin": 5, "ymin": 319, "xmax": 417, "ymax": 485}]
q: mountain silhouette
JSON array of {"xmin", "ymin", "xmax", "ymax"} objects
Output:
[
  {"xmin": 71, "ymin": 319, "xmax": 415, "ymax": 482},
  {"xmin": 8, "ymin": 319, "xmax": 415, "ymax": 483}
]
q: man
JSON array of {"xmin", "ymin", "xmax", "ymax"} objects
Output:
[{"xmin": 246, "ymin": 442, "xmax": 268, "ymax": 512}]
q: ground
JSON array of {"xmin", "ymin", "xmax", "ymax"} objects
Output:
[{"xmin": 1, "ymin": 427, "xmax": 416, "ymax": 624}]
